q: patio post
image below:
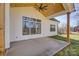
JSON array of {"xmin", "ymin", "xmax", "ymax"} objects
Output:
[{"xmin": 67, "ymin": 12, "xmax": 70, "ymax": 43}]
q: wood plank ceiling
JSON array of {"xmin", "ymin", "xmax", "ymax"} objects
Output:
[{"xmin": 10, "ymin": 3, "xmax": 65, "ymax": 17}]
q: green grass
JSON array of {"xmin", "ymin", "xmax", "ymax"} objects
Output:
[
  {"xmin": 50, "ymin": 34, "xmax": 79, "ymax": 56},
  {"xmin": 60, "ymin": 34, "xmax": 79, "ymax": 40}
]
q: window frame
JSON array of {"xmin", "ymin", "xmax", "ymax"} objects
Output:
[
  {"xmin": 50, "ymin": 24, "xmax": 56, "ymax": 32},
  {"xmin": 22, "ymin": 16, "xmax": 41, "ymax": 35}
]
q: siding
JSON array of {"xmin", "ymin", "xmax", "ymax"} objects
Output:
[{"xmin": 10, "ymin": 7, "xmax": 58, "ymax": 42}]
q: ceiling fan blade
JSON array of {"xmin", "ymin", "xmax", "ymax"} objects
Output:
[
  {"xmin": 38, "ymin": 8, "xmax": 44, "ymax": 12},
  {"xmin": 41, "ymin": 9, "xmax": 47, "ymax": 12},
  {"xmin": 39, "ymin": 4, "xmax": 43, "ymax": 8},
  {"xmin": 39, "ymin": 6, "xmax": 48, "ymax": 12},
  {"xmin": 44, "ymin": 8, "xmax": 47, "ymax": 10},
  {"xmin": 42, "ymin": 6, "xmax": 48, "ymax": 9}
]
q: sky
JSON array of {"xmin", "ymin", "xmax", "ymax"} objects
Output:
[
  {"xmin": 55, "ymin": 13, "xmax": 77, "ymax": 27},
  {"xmin": 55, "ymin": 3, "xmax": 79, "ymax": 27}
]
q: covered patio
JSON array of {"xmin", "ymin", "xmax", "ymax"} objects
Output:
[
  {"xmin": 0, "ymin": 3, "xmax": 75, "ymax": 56},
  {"xmin": 5, "ymin": 3, "xmax": 74, "ymax": 56},
  {"xmin": 6, "ymin": 37, "xmax": 69, "ymax": 56}
]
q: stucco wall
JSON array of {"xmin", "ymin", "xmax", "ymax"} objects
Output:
[{"xmin": 10, "ymin": 7, "xmax": 58, "ymax": 42}]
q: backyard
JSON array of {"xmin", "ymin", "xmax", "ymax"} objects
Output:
[{"xmin": 50, "ymin": 33, "xmax": 79, "ymax": 56}]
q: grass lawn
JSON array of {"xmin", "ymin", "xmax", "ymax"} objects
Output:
[
  {"xmin": 50, "ymin": 34, "xmax": 79, "ymax": 56},
  {"xmin": 60, "ymin": 34, "xmax": 79, "ymax": 40}
]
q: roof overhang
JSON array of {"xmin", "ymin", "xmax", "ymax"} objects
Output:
[
  {"xmin": 48, "ymin": 3, "xmax": 75, "ymax": 18},
  {"xmin": 10, "ymin": 3, "xmax": 75, "ymax": 18}
]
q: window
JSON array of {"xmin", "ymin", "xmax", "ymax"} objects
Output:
[
  {"xmin": 50, "ymin": 25, "xmax": 55, "ymax": 31},
  {"xmin": 36, "ymin": 19, "xmax": 41, "ymax": 34},
  {"xmin": 22, "ymin": 16, "xmax": 41, "ymax": 35}
]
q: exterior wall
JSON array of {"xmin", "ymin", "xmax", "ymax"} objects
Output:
[{"xmin": 10, "ymin": 7, "xmax": 58, "ymax": 42}]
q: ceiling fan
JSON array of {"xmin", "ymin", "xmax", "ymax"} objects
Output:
[{"xmin": 34, "ymin": 4, "xmax": 48, "ymax": 12}]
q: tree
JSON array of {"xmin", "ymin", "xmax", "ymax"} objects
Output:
[{"xmin": 58, "ymin": 23, "xmax": 67, "ymax": 34}]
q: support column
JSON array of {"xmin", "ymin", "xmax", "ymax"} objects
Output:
[
  {"xmin": 67, "ymin": 12, "xmax": 70, "ymax": 43},
  {"xmin": 0, "ymin": 3, "xmax": 5, "ymax": 56},
  {"xmin": 5, "ymin": 3, "xmax": 10, "ymax": 49}
]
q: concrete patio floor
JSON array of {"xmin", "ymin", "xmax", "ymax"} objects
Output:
[{"xmin": 6, "ymin": 37, "xmax": 69, "ymax": 56}]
